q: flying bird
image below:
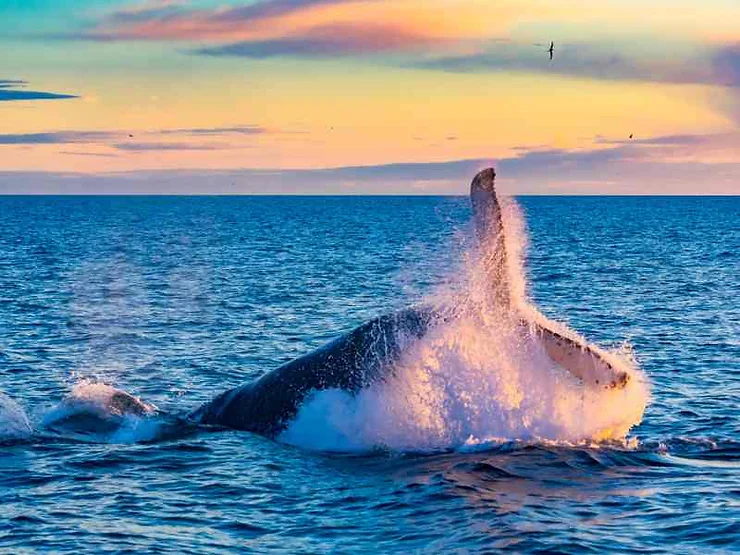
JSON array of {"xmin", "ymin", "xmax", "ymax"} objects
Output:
[{"xmin": 548, "ymin": 41, "xmax": 554, "ymax": 61}]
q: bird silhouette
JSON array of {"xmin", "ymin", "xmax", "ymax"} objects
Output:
[
  {"xmin": 548, "ymin": 41, "xmax": 554, "ymax": 61},
  {"xmin": 629, "ymin": 134, "xmax": 634, "ymax": 139}
]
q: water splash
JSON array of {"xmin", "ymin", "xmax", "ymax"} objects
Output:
[
  {"xmin": 41, "ymin": 381, "xmax": 164, "ymax": 443},
  {"xmin": 0, "ymin": 392, "xmax": 32, "ymax": 440},
  {"xmin": 281, "ymin": 198, "xmax": 650, "ymax": 452}
]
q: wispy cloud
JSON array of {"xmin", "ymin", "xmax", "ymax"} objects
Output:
[
  {"xmin": 202, "ymin": 0, "xmax": 364, "ymax": 25},
  {"xmin": 105, "ymin": 0, "xmax": 185, "ymax": 24},
  {"xmin": 0, "ymin": 126, "xmax": 266, "ymax": 148},
  {"xmin": 0, "ymin": 131, "xmax": 115, "ymax": 144},
  {"xmin": 0, "ymin": 79, "xmax": 78, "ymax": 102},
  {"xmin": 195, "ymin": 23, "xmax": 439, "ymax": 58},
  {"xmin": 74, "ymin": 0, "xmax": 373, "ymax": 42},
  {"xmin": 65, "ymin": 1, "xmax": 740, "ymax": 92},
  {"xmin": 590, "ymin": 131, "xmax": 740, "ymax": 165},
  {"xmin": 113, "ymin": 142, "xmax": 223, "ymax": 151},
  {"xmin": 59, "ymin": 151, "xmax": 120, "ymax": 158},
  {"xmin": 157, "ymin": 125, "xmax": 266, "ymax": 135},
  {"xmin": 68, "ymin": 0, "xmax": 740, "ymax": 91},
  {"xmin": 412, "ymin": 41, "xmax": 740, "ymax": 88},
  {"xmin": 1, "ymin": 147, "xmax": 738, "ymax": 195},
  {"xmin": 0, "ymin": 80, "xmax": 28, "ymax": 87},
  {"xmin": 594, "ymin": 133, "xmax": 736, "ymax": 146}
]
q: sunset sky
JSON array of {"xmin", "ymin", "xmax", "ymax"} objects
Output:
[{"xmin": 1, "ymin": 0, "xmax": 739, "ymax": 193}]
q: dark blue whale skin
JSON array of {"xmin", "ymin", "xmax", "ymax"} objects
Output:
[
  {"xmin": 190, "ymin": 168, "xmax": 502, "ymax": 438},
  {"xmin": 191, "ymin": 306, "xmax": 439, "ymax": 437}
]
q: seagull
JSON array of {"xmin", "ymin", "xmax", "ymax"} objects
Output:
[{"xmin": 548, "ymin": 41, "xmax": 554, "ymax": 61}]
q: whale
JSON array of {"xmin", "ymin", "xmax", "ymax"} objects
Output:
[
  {"xmin": 41, "ymin": 383, "xmax": 158, "ymax": 438},
  {"xmin": 190, "ymin": 168, "xmax": 630, "ymax": 439}
]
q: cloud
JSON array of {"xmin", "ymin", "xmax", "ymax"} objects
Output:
[
  {"xmin": 113, "ymin": 142, "xmax": 223, "ymax": 151},
  {"xmin": 595, "ymin": 133, "xmax": 736, "ymax": 146},
  {"xmin": 105, "ymin": 0, "xmax": 185, "ymax": 24},
  {"xmin": 589, "ymin": 131, "xmax": 740, "ymax": 167},
  {"xmin": 494, "ymin": 146, "xmax": 740, "ymax": 194},
  {"xmin": 0, "ymin": 131, "xmax": 115, "ymax": 144},
  {"xmin": 75, "ymin": 0, "xmax": 373, "ymax": 42},
  {"xmin": 205, "ymin": 0, "xmax": 361, "ymax": 24},
  {"xmin": 49, "ymin": 0, "xmax": 740, "ymax": 93},
  {"xmin": 74, "ymin": 2, "xmax": 440, "ymax": 59},
  {"xmin": 412, "ymin": 41, "xmax": 740, "ymax": 88},
  {"xmin": 59, "ymin": 151, "xmax": 120, "ymax": 158},
  {"xmin": 194, "ymin": 23, "xmax": 438, "ymax": 58},
  {"xmin": 157, "ymin": 125, "xmax": 266, "ymax": 135},
  {"xmin": 0, "ymin": 79, "xmax": 78, "ymax": 102},
  {"xmin": 0, "ymin": 126, "xmax": 265, "ymax": 148},
  {"xmin": 2, "ymin": 140, "xmax": 739, "ymax": 194},
  {"xmin": 284, "ymin": 159, "xmax": 486, "ymax": 181},
  {"xmin": 0, "ymin": 80, "xmax": 28, "ymax": 88},
  {"xmin": 70, "ymin": 1, "xmax": 740, "ymax": 93},
  {"xmin": 713, "ymin": 44, "xmax": 740, "ymax": 87}
]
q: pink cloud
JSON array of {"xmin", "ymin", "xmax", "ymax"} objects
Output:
[{"xmin": 81, "ymin": 0, "xmax": 377, "ymax": 42}]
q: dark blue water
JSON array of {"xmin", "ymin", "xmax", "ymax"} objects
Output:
[{"xmin": 0, "ymin": 196, "xmax": 738, "ymax": 553}]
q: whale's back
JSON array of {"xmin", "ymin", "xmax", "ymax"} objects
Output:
[{"xmin": 191, "ymin": 306, "xmax": 437, "ymax": 436}]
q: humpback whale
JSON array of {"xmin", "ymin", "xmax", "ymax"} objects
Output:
[
  {"xmin": 42, "ymin": 383, "xmax": 158, "ymax": 437},
  {"xmin": 190, "ymin": 168, "xmax": 630, "ymax": 439}
]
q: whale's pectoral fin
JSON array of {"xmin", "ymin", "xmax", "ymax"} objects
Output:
[
  {"xmin": 471, "ymin": 168, "xmax": 629, "ymax": 391},
  {"xmin": 471, "ymin": 168, "xmax": 509, "ymax": 307},
  {"xmin": 531, "ymin": 321, "xmax": 630, "ymax": 390}
]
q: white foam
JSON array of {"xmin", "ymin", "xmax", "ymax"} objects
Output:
[
  {"xmin": 0, "ymin": 392, "xmax": 33, "ymax": 440},
  {"xmin": 42, "ymin": 381, "xmax": 162, "ymax": 444},
  {"xmin": 280, "ymin": 198, "xmax": 650, "ymax": 452}
]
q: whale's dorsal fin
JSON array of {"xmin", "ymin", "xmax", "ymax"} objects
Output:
[{"xmin": 470, "ymin": 168, "xmax": 510, "ymax": 308}]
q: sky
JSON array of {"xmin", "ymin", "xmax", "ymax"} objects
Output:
[{"xmin": 1, "ymin": 0, "xmax": 739, "ymax": 194}]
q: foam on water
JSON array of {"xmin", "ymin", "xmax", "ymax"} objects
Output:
[
  {"xmin": 281, "ymin": 198, "xmax": 650, "ymax": 452},
  {"xmin": 0, "ymin": 392, "xmax": 33, "ymax": 440}
]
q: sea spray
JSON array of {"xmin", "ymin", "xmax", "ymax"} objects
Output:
[
  {"xmin": 281, "ymin": 197, "xmax": 650, "ymax": 452},
  {"xmin": 41, "ymin": 381, "xmax": 163, "ymax": 443},
  {"xmin": 0, "ymin": 392, "xmax": 33, "ymax": 440}
]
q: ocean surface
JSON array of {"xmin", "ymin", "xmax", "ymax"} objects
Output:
[{"xmin": 0, "ymin": 195, "xmax": 738, "ymax": 553}]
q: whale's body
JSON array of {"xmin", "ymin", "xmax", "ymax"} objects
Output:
[
  {"xmin": 191, "ymin": 307, "xmax": 437, "ymax": 437},
  {"xmin": 192, "ymin": 169, "xmax": 629, "ymax": 438}
]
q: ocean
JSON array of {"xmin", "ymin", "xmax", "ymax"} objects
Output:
[{"xmin": 0, "ymin": 195, "xmax": 738, "ymax": 553}]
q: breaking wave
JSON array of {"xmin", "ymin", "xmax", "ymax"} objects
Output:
[{"xmin": 280, "ymin": 198, "xmax": 650, "ymax": 452}]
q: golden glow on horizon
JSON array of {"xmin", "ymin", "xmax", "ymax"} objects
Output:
[{"xmin": 0, "ymin": 67, "xmax": 731, "ymax": 173}]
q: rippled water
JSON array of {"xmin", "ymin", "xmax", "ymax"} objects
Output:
[{"xmin": 0, "ymin": 196, "xmax": 738, "ymax": 553}]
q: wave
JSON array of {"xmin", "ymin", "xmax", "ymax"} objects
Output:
[{"xmin": 280, "ymin": 198, "xmax": 650, "ymax": 452}]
